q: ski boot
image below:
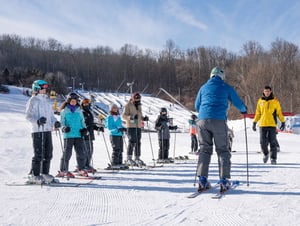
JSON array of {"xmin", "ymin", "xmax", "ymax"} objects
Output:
[
  {"xmin": 220, "ymin": 178, "xmax": 231, "ymax": 192},
  {"xmin": 42, "ymin": 174, "xmax": 57, "ymax": 183},
  {"xmin": 135, "ymin": 158, "xmax": 146, "ymax": 167},
  {"xmin": 271, "ymin": 159, "xmax": 277, "ymax": 165},
  {"xmin": 263, "ymin": 154, "xmax": 269, "ymax": 163},
  {"xmin": 78, "ymin": 169, "xmax": 89, "ymax": 177},
  {"xmin": 125, "ymin": 159, "xmax": 137, "ymax": 166},
  {"xmin": 198, "ymin": 176, "xmax": 211, "ymax": 192},
  {"xmin": 56, "ymin": 171, "xmax": 75, "ymax": 178},
  {"xmin": 28, "ymin": 175, "xmax": 45, "ymax": 185}
]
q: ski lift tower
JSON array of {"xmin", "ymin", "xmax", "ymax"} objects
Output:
[{"xmin": 127, "ymin": 81, "xmax": 134, "ymax": 94}]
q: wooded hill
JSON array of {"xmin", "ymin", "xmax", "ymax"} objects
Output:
[{"xmin": 0, "ymin": 34, "xmax": 299, "ymax": 119}]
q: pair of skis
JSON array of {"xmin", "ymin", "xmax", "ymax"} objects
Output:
[
  {"xmin": 187, "ymin": 180, "xmax": 240, "ymax": 199},
  {"xmin": 6, "ymin": 180, "xmax": 97, "ymax": 188}
]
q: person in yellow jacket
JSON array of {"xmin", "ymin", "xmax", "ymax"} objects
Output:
[{"xmin": 252, "ymin": 85, "xmax": 285, "ymax": 164}]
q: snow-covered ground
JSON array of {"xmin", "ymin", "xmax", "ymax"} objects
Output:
[{"xmin": 0, "ymin": 87, "xmax": 300, "ymax": 226}]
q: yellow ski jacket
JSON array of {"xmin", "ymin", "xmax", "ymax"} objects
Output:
[{"xmin": 253, "ymin": 95, "xmax": 285, "ymax": 127}]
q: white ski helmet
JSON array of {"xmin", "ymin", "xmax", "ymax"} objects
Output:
[{"xmin": 210, "ymin": 67, "xmax": 225, "ymax": 80}]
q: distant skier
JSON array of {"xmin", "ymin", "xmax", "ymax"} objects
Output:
[
  {"xmin": 228, "ymin": 128, "xmax": 234, "ymax": 152},
  {"xmin": 56, "ymin": 92, "xmax": 88, "ymax": 178},
  {"xmin": 189, "ymin": 114, "xmax": 198, "ymax": 153},
  {"xmin": 194, "ymin": 67, "xmax": 247, "ymax": 192},
  {"xmin": 105, "ymin": 103, "xmax": 128, "ymax": 169},
  {"xmin": 155, "ymin": 107, "xmax": 178, "ymax": 163},
  {"xmin": 122, "ymin": 92, "xmax": 149, "ymax": 166},
  {"xmin": 252, "ymin": 85, "xmax": 285, "ymax": 164},
  {"xmin": 25, "ymin": 80, "xmax": 61, "ymax": 184}
]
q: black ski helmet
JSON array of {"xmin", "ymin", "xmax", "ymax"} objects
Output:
[
  {"xmin": 160, "ymin": 107, "xmax": 167, "ymax": 114},
  {"xmin": 67, "ymin": 92, "xmax": 79, "ymax": 103}
]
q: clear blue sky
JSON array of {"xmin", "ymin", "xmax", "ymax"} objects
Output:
[{"xmin": 1, "ymin": 0, "xmax": 300, "ymax": 53}]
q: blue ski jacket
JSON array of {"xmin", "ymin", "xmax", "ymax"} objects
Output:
[
  {"xmin": 60, "ymin": 105, "xmax": 86, "ymax": 139},
  {"xmin": 105, "ymin": 115, "xmax": 124, "ymax": 136},
  {"xmin": 195, "ymin": 76, "xmax": 246, "ymax": 120}
]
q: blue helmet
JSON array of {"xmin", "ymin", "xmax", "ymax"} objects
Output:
[
  {"xmin": 210, "ymin": 67, "xmax": 225, "ymax": 80},
  {"xmin": 32, "ymin": 80, "xmax": 49, "ymax": 92}
]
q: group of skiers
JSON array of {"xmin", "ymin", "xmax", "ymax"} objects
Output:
[{"xmin": 26, "ymin": 66, "xmax": 286, "ymax": 193}]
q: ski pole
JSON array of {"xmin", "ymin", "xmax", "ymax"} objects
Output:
[
  {"xmin": 57, "ymin": 129, "xmax": 70, "ymax": 180},
  {"xmin": 88, "ymin": 134, "xmax": 95, "ymax": 174},
  {"xmin": 146, "ymin": 121, "xmax": 156, "ymax": 166},
  {"xmin": 243, "ymin": 114, "xmax": 250, "ymax": 186},
  {"xmin": 173, "ymin": 128, "xmax": 177, "ymax": 161},
  {"xmin": 101, "ymin": 130, "xmax": 112, "ymax": 165},
  {"xmin": 40, "ymin": 124, "xmax": 45, "ymax": 188}
]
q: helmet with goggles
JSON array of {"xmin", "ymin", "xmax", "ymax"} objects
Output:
[{"xmin": 32, "ymin": 80, "xmax": 49, "ymax": 92}]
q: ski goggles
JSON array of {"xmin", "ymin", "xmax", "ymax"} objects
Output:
[{"xmin": 40, "ymin": 84, "xmax": 49, "ymax": 89}]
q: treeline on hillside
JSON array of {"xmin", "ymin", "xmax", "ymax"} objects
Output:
[{"xmin": 0, "ymin": 34, "xmax": 299, "ymax": 119}]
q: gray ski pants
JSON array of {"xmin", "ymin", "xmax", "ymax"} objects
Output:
[{"xmin": 196, "ymin": 119, "xmax": 231, "ymax": 179}]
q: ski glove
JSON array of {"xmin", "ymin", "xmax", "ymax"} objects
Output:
[
  {"xmin": 80, "ymin": 128, "xmax": 88, "ymax": 137},
  {"xmin": 280, "ymin": 122, "xmax": 285, "ymax": 131},
  {"xmin": 62, "ymin": 126, "xmax": 71, "ymax": 133},
  {"xmin": 98, "ymin": 126, "xmax": 104, "ymax": 132},
  {"xmin": 133, "ymin": 114, "xmax": 138, "ymax": 120},
  {"xmin": 37, "ymin": 117, "xmax": 47, "ymax": 126},
  {"xmin": 54, "ymin": 121, "xmax": 61, "ymax": 129},
  {"xmin": 252, "ymin": 122, "xmax": 257, "ymax": 131},
  {"xmin": 169, "ymin": 125, "xmax": 178, "ymax": 130},
  {"xmin": 118, "ymin": 128, "xmax": 127, "ymax": 133},
  {"xmin": 143, "ymin": 116, "xmax": 149, "ymax": 121}
]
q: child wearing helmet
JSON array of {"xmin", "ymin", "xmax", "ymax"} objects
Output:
[
  {"xmin": 80, "ymin": 98, "xmax": 104, "ymax": 173},
  {"xmin": 25, "ymin": 80, "xmax": 61, "ymax": 184},
  {"xmin": 105, "ymin": 103, "xmax": 128, "ymax": 169},
  {"xmin": 56, "ymin": 92, "xmax": 88, "ymax": 178},
  {"xmin": 155, "ymin": 107, "xmax": 178, "ymax": 163}
]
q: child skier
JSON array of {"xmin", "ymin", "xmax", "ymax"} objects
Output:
[
  {"xmin": 155, "ymin": 108, "xmax": 178, "ymax": 163},
  {"xmin": 80, "ymin": 98, "xmax": 104, "ymax": 173},
  {"xmin": 105, "ymin": 104, "xmax": 128, "ymax": 169},
  {"xmin": 57, "ymin": 92, "xmax": 88, "ymax": 178},
  {"xmin": 189, "ymin": 114, "xmax": 198, "ymax": 153},
  {"xmin": 25, "ymin": 80, "xmax": 61, "ymax": 184}
]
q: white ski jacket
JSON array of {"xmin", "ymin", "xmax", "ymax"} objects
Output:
[{"xmin": 25, "ymin": 94, "xmax": 57, "ymax": 133}]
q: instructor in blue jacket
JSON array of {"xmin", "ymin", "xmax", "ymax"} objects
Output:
[{"xmin": 194, "ymin": 67, "xmax": 247, "ymax": 192}]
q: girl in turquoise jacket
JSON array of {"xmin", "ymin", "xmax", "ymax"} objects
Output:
[
  {"xmin": 105, "ymin": 104, "xmax": 127, "ymax": 168},
  {"xmin": 57, "ymin": 93, "xmax": 88, "ymax": 178}
]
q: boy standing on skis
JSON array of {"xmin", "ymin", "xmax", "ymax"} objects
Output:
[
  {"xmin": 105, "ymin": 104, "xmax": 127, "ymax": 169},
  {"xmin": 155, "ymin": 108, "xmax": 177, "ymax": 163},
  {"xmin": 26, "ymin": 80, "xmax": 61, "ymax": 184}
]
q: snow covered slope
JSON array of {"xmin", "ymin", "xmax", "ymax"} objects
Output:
[{"xmin": 1, "ymin": 87, "xmax": 300, "ymax": 226}]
